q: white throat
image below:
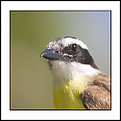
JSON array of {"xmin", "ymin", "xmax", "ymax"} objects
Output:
[{"xmin": 49, "ymin": 60, "xmax": 99, "ymax": 83}]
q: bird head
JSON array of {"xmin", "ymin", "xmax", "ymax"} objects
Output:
[
  {"xmin": 41, "ymin": 36, "xmax": 98, "ymax": 69},
  {"xmin": 41, "ymin": 36, "xmax": 99, "ymax": 82}
]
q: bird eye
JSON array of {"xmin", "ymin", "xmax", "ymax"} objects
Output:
[
  {"xmin": 63, "ymin": 44, "xmax": 79, "ymax": 55},
  {"xmin": 71, "ymin": 44, "xmax": 78, "ymax": 51}
]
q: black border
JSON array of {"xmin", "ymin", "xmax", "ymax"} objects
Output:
[{"xmin": 10, "ymin": 10, "xmax": 112, "ymax": 111}]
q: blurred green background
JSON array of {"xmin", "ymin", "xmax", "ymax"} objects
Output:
[{"xmin": 11, "ymin": 11, "xmax": 110, "ymax": 109}]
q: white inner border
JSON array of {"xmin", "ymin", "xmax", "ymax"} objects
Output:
[{"xmin": 1, "ymin": 1, "xmax": 120, "ymax": 120}]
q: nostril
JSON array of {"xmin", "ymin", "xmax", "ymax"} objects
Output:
[{"xmin": 56, "ymin": 51, "xmax": 58, "ymax": 53}]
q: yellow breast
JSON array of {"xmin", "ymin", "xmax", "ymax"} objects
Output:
[{"xmin": 53, "ymin": 76, "xmax": 91, "ymax": 109}]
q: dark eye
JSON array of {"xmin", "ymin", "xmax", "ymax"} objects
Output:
[
  {"xmin": 71, "ymin": 44, "xmax": 78, "ymax": 51},
  {"xmin": 62, "ymin": 44, "xmax": 79, "ymax": 55}
]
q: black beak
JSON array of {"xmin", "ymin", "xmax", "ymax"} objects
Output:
[{"xmin": 41, "ymin": 49, "xmax": 63, "ymax": 60}]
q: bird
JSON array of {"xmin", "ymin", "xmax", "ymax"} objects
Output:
[{"xmin": 41, "ymin": 36, "xmax": 111, "ymax": 110}]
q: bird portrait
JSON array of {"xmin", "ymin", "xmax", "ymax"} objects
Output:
[{"xmin": 41, "ymin": 36, "xmax": 111, "ymax": 110}]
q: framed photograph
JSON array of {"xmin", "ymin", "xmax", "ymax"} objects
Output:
[{"xmin": 1, "ymin": 1, "xmax": 120, "ymax": 120}]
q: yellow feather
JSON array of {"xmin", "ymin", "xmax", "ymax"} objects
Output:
[{"xmin": 53, "ymin": 76, "xmax": 92, "ymax": 109}]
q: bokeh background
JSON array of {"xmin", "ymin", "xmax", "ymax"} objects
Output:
[{"xmin": 11, "ymin": 11, "xmax": 110, "ymax": 109}]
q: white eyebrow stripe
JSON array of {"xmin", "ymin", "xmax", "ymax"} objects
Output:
[{"xmin": 61, "ymin": 38, "xmax": 88, "ymax": 50}]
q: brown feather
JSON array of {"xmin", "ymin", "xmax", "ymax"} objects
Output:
[{"xmin": 81, "ymin": 73, "xmax": 111, "ymax": 110}]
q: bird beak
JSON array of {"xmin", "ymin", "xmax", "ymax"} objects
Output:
[{"xmin": 41, "ymin": 49, "xmax": 63, "ymax": 60}]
